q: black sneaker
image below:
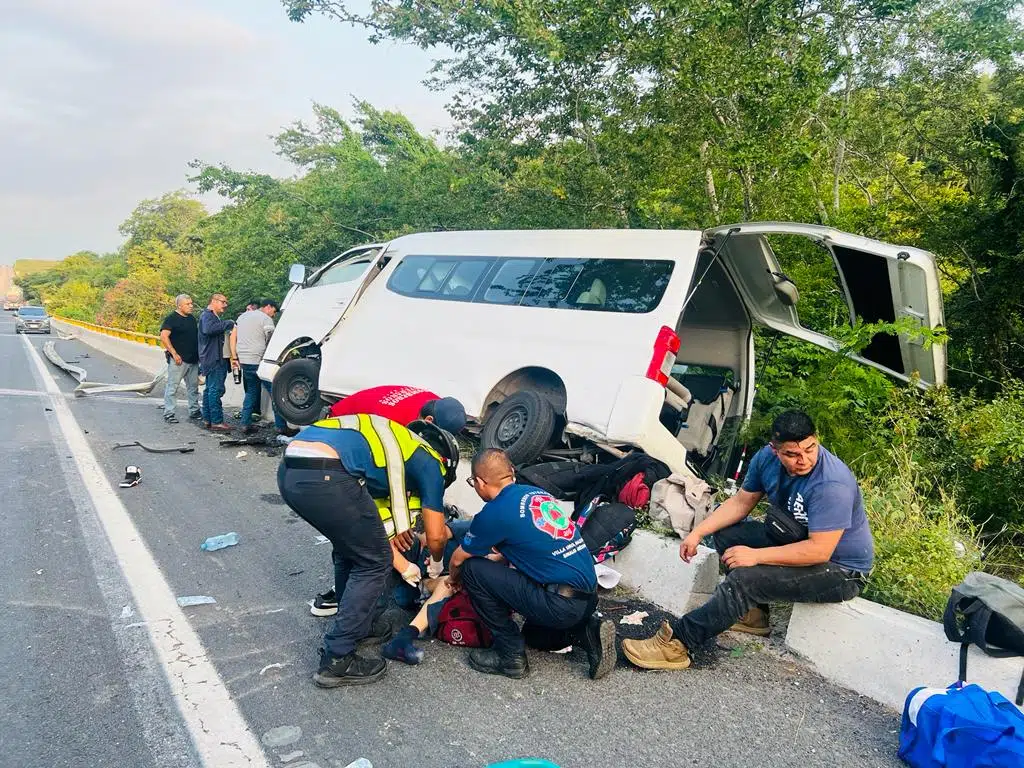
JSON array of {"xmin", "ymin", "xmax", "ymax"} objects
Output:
[
  {"xmin": 468, "ymin": 648, "xmax": 529, "ymax": 679},
  {"xmin": 310, "ymin": 588, "xmax": 338, "ymax": 617},
  {"xmin": 188, "ymin": 411, "xmax": 203, "ymax": 420},
  {"xmin": 578, "ymin": 612, "xmax": 617, "ymax": 680},
  {"xmin": 164, "ymin": 413, "xmax": 179, "ymax": 423},
  {"xmin": 313, "ymin": 649, "xmax": 386, "ymax": 688}
]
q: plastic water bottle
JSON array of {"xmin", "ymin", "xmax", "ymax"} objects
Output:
[{"xmin": 200, "ymin": 532, "xmax": 239, "ymax": 551}]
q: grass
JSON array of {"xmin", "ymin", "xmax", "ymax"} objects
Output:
[{"xmin": 13, "ymin": 259, "xmax": 60, "ymax": 278}]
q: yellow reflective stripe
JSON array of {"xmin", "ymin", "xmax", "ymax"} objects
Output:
[
  {"xmin": 355, "ymin": 414, "xmax": 385, "ymax": 466},
  {"xmin": 368, "ymin": 413, "xmax": 411, "ymax": 535}
]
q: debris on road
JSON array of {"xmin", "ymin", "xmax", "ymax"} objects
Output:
[
  {"xmin": 620, "ymin": 610, "xmax": 649, "ymax": 626},
  {"xmin": 219, "ymin": 435, "xmax": 275, "ymax": 447},
  {"xmin": 42, "ymin": 341, "xmax": 87, "ymax": 384},
  {"xmin": 200, "ymin": 532, "xmax": 240, "ymax": 551},
  {"xmin": 113, "ymin": 440, "xmax": 196, "ymax": 454},
  {"xmin": 313, "ymin": 535, "xmax": 330, "ymax": 545},
  {"xmin": 176, "ymin": 595, "xmax": 217, "ymax": 607},
  {"xmin": 235, "ymin": 450, "xmax": 248, "ymax": 459},
  {"xmin": 119, "ymin": 465, "xmax": 142, "ymax": 488},
  {"xmin": 120, "ymin": 605, "xmax": 134, "ymax": 619},
  {"xmin": 43, "ymin": 340, "xmax": 169, "ymax": 396},
  {"xmin": 261, "ymin": 725, "xmax": 302, "ymax": 748},
  {"xmin": 258, "ymin": 662, "xmax": 290, "ymax": 676},
  {"xmin": 276, "ymin": 434, "xmax": 294, "ymax": 445}
]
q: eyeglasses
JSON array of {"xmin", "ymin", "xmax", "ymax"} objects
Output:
[{"xmin": 465, "ymin": 476, "xmax": 477, "ymax": 487}]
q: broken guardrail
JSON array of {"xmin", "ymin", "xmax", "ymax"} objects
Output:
[{"xmin": 42, "ymin": 340, "xmax": 167, "ymax": 396}]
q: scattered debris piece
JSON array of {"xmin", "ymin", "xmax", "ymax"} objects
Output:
[
  {"xmin": 120, "ymin": 605, "xmax": 134, "ymax": 619},
  {"xmin": 176, "ymin": 595, "xmax": 216, "ymax": 607},
  {"xmin": 287, "ymin": 570, "xmax": 304, "ymax": 577},
  {"xmin": 235, "ymin": 450, "xmax": 248, "ymax": 459},
  {"xmin": 620, "ymin": 610, "xmax": 649, "ymax": 626},
  {"xmin": 276, "ymin": 434, "xmax": 294, "ymax": 445},
  {"xmin": 43, "ymin": 340, "xmax": 169, "ymax": 396},
  {"xmin": 259, "ymin": 662, "xmax": 289, "ymax": 676},
  {"xmin": 113, "ymin": 440, "xmax": 195, "ymax": 454},
  {"xmin": 279, "ymin": 751, "xmax": 304, "ymax": 764},
  {"xmin": 313, "ymin": 535, "xmax": 330, "ymax": 545},
  {"xmin": 219, "ymin": 435, "xmax": 274, "ymax": 447},
  {"xmin": 119, "ymin": 465, "xmax": 142, "ymax": 488},
  {"xmin": 200, "ymin": 532, "xmax": 240, "ymax": 551},
  {"xmin": 35, "ymin": 569, "xmax": 43, "ymax": 575},
  {"xmin": 261, "ymin": 725, "xmax": 302, "ymax": 748},
  {"xmin": 343, "ymin": 759, "xmax": 373, "ymax": 768},
  {"xmin": 594, "ymin": 563, "xmax": 622, "ymax": 590}
]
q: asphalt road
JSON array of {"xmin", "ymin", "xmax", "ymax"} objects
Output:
[{"xmin": 0, "ymin": 311, "xmax": 905, "ymax": 768}]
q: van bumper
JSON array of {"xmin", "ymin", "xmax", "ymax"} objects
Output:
[
  {"xmin": 257, "ymin": 360, "xmax": 280, "ymax": 386},
  {"xmin": 605, "ymin": 376, "xmax": 687, "ymax": 474}
]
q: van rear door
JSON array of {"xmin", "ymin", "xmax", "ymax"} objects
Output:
[{"xmin": 705, "ymin": 222, "xmax": 946, "ymax": 386}]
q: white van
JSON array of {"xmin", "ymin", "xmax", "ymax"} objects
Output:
[{"xmin": 258, "ymin": 224, "xmax": 945, "ymax": 475}]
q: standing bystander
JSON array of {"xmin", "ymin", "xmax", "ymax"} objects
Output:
[
  {"xmin": 159, "ymin": 294, "xmax": 200, "ymax": 424},
  {"xmin": 197, "ymin": 293, "xmax": 235, "ymax": 432},
  {"xmin": 229, "ymin": 299, "xmax": 294, "ymax": 435}
]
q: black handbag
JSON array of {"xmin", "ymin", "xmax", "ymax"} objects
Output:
[{"xmin": 765, "ymin": 504, "xmax": 808, "ymax": 545}]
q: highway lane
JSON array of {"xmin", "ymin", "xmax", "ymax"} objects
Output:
[{"xmin": 1, "ymin": 311, "xmax": 905, "ymax": 768}]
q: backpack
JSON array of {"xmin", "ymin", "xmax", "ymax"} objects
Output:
[
  {"xmin": 942, "ymin": 571, "xmax": 1024, "ymax": 706},
  {"xmin": 577, "ymin": 501, "xmax": 638, "ymax": 564},
  {"xmin": 899, "ymin": 683, "xmax": 1024, "ymax": 767},
  {"xmin": 435, "ymin": 591, "xmax": 492, "ymax": 648}
]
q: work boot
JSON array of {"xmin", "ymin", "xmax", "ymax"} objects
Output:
[
  {"xmin": 621, "ymin": 620, "xmax": 691, "ymax": 671},
  {"xmin": 729, "ymin": 607, "xmax": 771, "ymax": 637},
  {"xmin": 578, "ymin": 613, "xmax": 617, "ymax": 680},
  {"xmin": 468, "ymin": 648, "xmax": 530, "ymax": 679},
  {"xmin": 313, "ymin": 649, "xmax": 386, "ymax": 688},
  {"xmin": 310, "ymin": 588, "xmax": 338, "ymax": 617},
  {"xmin": 358, "ymin": 617, "xmax": 394, "ymax": 645}
]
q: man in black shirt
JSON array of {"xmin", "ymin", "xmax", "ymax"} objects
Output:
[{"xmin": 159, "ymin": 294, "xmax": 201, "ymax": 424}]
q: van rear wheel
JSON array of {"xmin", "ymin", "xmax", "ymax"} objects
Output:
[
  {"xmin": 480, "ymin": 390, "xmax": 556, "ymax": 465},
  {"xmin": 272, "ymin": 358, "xmax": 322, "ymax": 426}
]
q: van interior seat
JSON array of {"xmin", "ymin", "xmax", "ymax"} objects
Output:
[
  {"xmin": 576, "ymin": 278, "xmax": 607, "ymax": 306},
  {"xmin": 675, "ymin": 371, "xmax": 738, "ymax": 458}
]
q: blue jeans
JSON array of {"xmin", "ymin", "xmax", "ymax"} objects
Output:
[
  {"xmin": 673, "ymin": 520, "xmax": 864, "ymax": 650},
  {"xmin": 201, "ymin": 359, "xmax": 229, "ymax": 425},
  {"xmin": 241, "ymin": 363, "xmax": 285, "ymax": 429},
  {"xmin": 163, "ymin": 360, "xmax": 199, "ymax": 418}
]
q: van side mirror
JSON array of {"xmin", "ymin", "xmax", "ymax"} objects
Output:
[
  {"xmin": 772, "ymin": 277, "xmax": 799, "ymax": 307},
  {"xmin": 288, "ymin": 264, "xmax": 307, "ymax": 286}
]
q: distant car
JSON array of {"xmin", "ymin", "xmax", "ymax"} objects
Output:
[
  {"xmin": 3, "ymin": 301, "xmax": 18, "ymax": 311},
  {"xmin": 14, "ymin": 306, "xmax": 51, "ymax": 334}
]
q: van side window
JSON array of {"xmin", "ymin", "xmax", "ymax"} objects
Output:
[
  {"xmin": 386, "ymin": 254, "xmax": 674, "ymax": 313},
  {"xmin": 481, "ymin": 259, "xmax": 541, "ymax": 304}
]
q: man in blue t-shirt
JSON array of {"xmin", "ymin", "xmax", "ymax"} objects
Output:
[
  {"xmin": 448, "ymin": 448, "xmax": 616, "ymax": 681},
  {"xmin": 623, "ymin": 410, "xmax": 874, "ymax": 672}
]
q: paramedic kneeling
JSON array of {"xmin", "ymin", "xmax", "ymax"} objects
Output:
[
  {"xmin": 448, "ymin": 448, "xmax": 617, "ymax": 681},
  {"xmin": 277, "ymin": 414, "xmax": 458, "ymax": 687},
  {"xmin": 622, "ymin": 409, "xmax": 873, "ymax": 671}
]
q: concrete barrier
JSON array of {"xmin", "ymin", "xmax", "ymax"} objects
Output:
[{"xmin": 786, "ymin": 597, "xmax": 1023, "ymax": 712}]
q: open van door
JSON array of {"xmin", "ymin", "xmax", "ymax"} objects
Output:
[
  {"xmin": 278, "ymin": 244, "xmax": 382, "ymax": 346},
  {"xmin": 705, "ymin": 222, "xmax": 946, "ymax": 386}
]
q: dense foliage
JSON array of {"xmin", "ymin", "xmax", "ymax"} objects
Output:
[{"xmin": 16, "ymin": 0, "xmax": 1024, "ymax": 615}]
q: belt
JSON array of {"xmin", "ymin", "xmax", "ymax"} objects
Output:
[
  {"xmin": 284, "ymin": 456, "xmax": 346, "ymax": 471},
  {"xmin": 544, "ymin": 583, "xmax": 596, "ymax": 600}
]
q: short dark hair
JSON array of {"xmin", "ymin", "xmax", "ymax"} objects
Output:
[
  {"xmin": 771, "ymin": 410, "xmax": 816, "ymax": 444},
  {"xmin": 471, "ymin": 448, "xmax": 513, "ymax": 480},
  {"xmin": 259, "ymin": 299, "xmax": 279, "ymax": 311}
]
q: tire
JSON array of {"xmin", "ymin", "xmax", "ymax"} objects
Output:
[
  {"xmin": 271, "ymin": 358, "xmax": 322, "ymax": 426},
  {"xmin": 480, "ymin": 390, "xmax": 557, "ymax": 465}
]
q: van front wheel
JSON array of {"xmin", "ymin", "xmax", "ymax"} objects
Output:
[
  {"xmin": 272, "ymin": 358, "xmax": 322, "ymax": 426},
  {"xmin": 480, "ymin": 390, "xmax": 556, "ymax": 465}
]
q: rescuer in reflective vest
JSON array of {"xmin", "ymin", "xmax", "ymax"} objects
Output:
[{"xmin": 277, "ymin": 413, "xmax": 459, "ymax": 687}]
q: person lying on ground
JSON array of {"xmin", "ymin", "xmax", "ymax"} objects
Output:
[
  {"xmin": 621, "ymin": 409, "xmax": 874, "ymax": 671},
  {"xmin": 446, "ymin": 448, "xmax": 617, "ymax": 681}
]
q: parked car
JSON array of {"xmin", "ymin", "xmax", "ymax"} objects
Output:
[
  {"xmin": 15, "ymin": 306, "xmax": 51, "ymax": 334},
  {"xmin": 258, "ymin": 224, "xmax": 946, "ymax": 475}
]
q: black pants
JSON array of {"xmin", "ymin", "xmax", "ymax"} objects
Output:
[
  {"xmin": 460, "ymin": 558, "xmax": 595, "ymax": 657},
  {"xmin": 277, "ymin": 463, "xmax": 391, "ymax": 657},
  {"xmin": 673, "ymin": 520, "xmax": 864, "ymax": 650}
]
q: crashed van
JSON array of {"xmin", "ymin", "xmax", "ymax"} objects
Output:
[{"xmin": 257, "ymin": 224, "xmax": 945, "ymax": 476}]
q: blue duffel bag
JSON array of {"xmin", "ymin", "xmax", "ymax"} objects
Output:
[{"xmin": 899, "ymin": 683, "xmax": 1024, "ymax": 767}]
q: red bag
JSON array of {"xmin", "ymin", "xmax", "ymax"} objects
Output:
[
  {"xmin": 617, "ymin": 472, "xmax": 651, "ymax": 508},
  {"xmin": 436, "ymin": 591, "xmax": 493, "ymax": 648}
]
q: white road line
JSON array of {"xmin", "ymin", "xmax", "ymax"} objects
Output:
[
  {"xmin": 0, "ymin": 387, "xmax": 44, "ymax": 397},
  {"xmin": 20, "ymin": 334, "xmax": 269, "ymax": 768}
]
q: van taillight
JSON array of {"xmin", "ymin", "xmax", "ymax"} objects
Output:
[{"xmin": 646, "ymin": 326, "xmax": 680, "ymax": 387}]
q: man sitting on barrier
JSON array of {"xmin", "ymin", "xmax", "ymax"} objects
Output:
[{"xmin": 621, "ymin": 409, "xmax": 874, "ymax": 671}]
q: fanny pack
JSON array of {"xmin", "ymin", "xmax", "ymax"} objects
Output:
[{"xmin": 765, "ymin": 504, "xmax": 808, "ymax": 545}]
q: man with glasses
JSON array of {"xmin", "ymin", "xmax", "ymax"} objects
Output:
[
  {"xmin": 446, "ymin": 448, "xmax": 617, "ymax": 681},
  {"xmin": 197, "ymin": 293, "xmax": 235, "ymax": 431},
  {"xmin": 622, "ymin": 409, "xmax": 874, "ymax": 671}
]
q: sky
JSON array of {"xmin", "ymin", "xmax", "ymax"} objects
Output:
[{"xmin": 0, "ymin": 0, "xmax": 453, "ymax": 265}]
